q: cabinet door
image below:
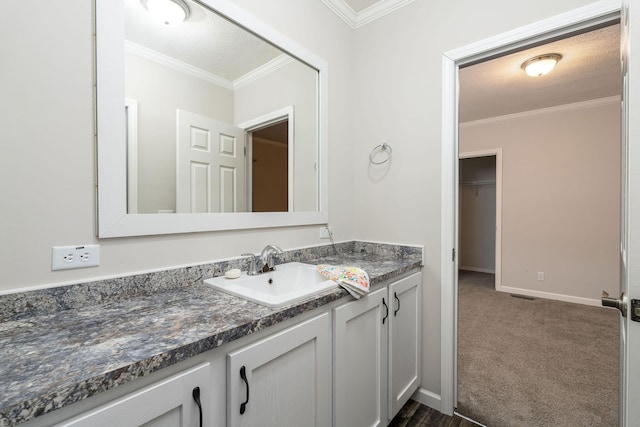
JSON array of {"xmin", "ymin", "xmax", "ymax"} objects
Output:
[
  {"xmin": 227, "ymin": 313, "xmax": 331, "ymax": 427},
  {"xmin": 58, "ymin": 363, "xmax": 210, "ymax": 427},
  {"xmin": 388, "ymin": 273, "xmax": 422, "ymax": 419},
  {"xmin": 334, "ymin": 287, "xmax": 388, "ymax": 427}
]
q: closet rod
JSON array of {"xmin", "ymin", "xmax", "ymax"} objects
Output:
[{"xmin": 460, "ymin": 180, "xmax": 495, "ymax": 186}]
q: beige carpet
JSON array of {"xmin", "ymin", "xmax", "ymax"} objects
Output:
[{"xmin": 457, "ymin": 271, "xmax": 619, "ymax": 427}]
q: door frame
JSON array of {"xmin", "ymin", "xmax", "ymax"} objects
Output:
[
  {"xmin": 458, "ymin": 149, "xmax": 502, "ymax": 288},
  {"xmin": 439, "ymin": 0, "xmax": 621, "ymax": 416},
  {"xmin": 237, "ymin": 106, "xmax": 295, "ymax": 212}
]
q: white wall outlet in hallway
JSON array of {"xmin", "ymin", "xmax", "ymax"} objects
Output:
[
  {"xmin": 537, "ymin": 272, "xmax": 545, "ymax": 281},
  {"xmin": 52, "ymin": 245, "xmax": 100, "ymax": 270}
]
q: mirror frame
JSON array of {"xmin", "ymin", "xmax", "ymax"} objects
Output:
[{"xmin": 96, "ymin": 0, "xmax": 328, "ymax": 237}]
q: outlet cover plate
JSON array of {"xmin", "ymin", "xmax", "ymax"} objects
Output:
[
  {"xmin": 52, "ymin": 245, "xmax": 100, "ymax": 270},
  {"xmin": 319, "ymin": 227, "xmax": 331, "ymax": 239}
]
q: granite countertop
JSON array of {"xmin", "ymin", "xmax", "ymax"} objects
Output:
[{"xmin": 0, "ymin": 242, "xmax": 422, "ymax": 426}]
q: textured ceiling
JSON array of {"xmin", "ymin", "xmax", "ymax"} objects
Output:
[
  {"xmin": 124, "ymin": 0, "xmax": 283, "ymax": 81},
  {"xmin": 459, "ymin": 24, "xmax": 621, "ymax": 122}
]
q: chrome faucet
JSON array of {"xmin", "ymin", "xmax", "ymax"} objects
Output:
[
  {"xmin": 260, "ymin": 245, "xmax": 283, "ymax": 273},
  {"xmin": 241, "ymin": 253, "xmax": 260, "ymax": 276}
]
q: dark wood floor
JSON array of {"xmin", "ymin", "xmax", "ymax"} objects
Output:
[{"xmin": 389, "ymin": 400, "xmax": 478, "ymax": 427}]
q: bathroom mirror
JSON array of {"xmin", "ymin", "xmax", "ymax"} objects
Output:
[{"xmin": 96, "ymin": 0, "xmax": 328, "ymax": 237}]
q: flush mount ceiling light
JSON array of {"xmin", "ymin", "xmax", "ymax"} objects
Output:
[
  {"xmin": 144, "ymin": 0, "xmax": 190, "ymax": 25},
  {"xmin": 521, "ymin": 53, "xmax": 563, "ymax": 77}
]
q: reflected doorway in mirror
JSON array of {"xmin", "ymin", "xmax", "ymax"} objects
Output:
[{"xmin": 250, "ymin": 121, "xmax": 289, "ymax": 212}]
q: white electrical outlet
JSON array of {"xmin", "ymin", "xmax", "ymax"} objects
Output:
[
  {"xmin": 537, "ymin": 272, "xmax": 545, "ymax": 281},
  {"xmin": 319, "ymin": 226, "xmax": 331, "ymax": 239},
  {"xmin": 52, "ymin": 245, "xmax": 100, "ymax": 270}
]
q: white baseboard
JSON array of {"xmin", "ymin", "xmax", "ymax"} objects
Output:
[
  {"xmin": 411, "ymin": 387, "xmax": 441, "ymax": 412},
  {"xmin": 459, "ymin": 266, "xmax": 495, "ymax": 274},
  {"xmin": 496, "ymin": 285, "xmax": 601, "ymax": 307}
]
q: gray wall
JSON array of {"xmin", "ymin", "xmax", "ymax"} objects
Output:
[{"xmin": 460, "ymin": 98, "xmax": 620, "ymax": 302}]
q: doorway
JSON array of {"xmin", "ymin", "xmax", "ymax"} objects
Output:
[
  {"xmin": 454, "ymin": 23, "xmax": 621, "ymax": 426},
  {"xmin": 439, "ymin": 1, "xmax": 624, "ymax": 421},
  {"xmin": 238, "ymin": 106, "xmax": 294, "ymax": 213},
  {"xmin": 458, "ymin": 153, "xmax": 500, "ymax": 286},
  {"xmin": 250, "ymin": 120, "xmax": 289, "ymax": 212}
]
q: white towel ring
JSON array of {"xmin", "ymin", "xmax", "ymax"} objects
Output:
[{"xmin": 369, "ymin": 143, "xmax": 392, "ymax": 165}]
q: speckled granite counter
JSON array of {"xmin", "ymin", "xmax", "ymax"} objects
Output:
[{"xmin": 0, "ymin": 241, "xmax": 422, "ymax": 426}]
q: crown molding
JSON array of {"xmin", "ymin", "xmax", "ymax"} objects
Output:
[
  {"xmin": 356, "ymin": 0, "xmax": 417, "ymax": 27},
  {"xmin": 321, "ymin": 0, "xmax": 416, "ymax": 28},
  {"xmin": 125, "ymin": 41, "xmax": 234, "ymax": 89},
  {"xmin": 320, "ymin": 0, "xmax": 357, "ymax": 28},
  {"xmin": 459, "ymin": 95, "xmax": 620, "ymax": 128},
  {"xmin": 125, "ymin": 42, "xmax": 293, "ymax": 91},
  {"xmin": 233, "ymin": 55, "xmax": 294, "ymax": 89}
]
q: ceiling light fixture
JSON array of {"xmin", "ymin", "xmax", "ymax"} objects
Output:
[
  {"xmin": 144, "ymin": 0, "xmax": 190, "ymax": 26},
  {"xmin": 521, "ymin": 53, "xmax": 562, "ymax": 77}
]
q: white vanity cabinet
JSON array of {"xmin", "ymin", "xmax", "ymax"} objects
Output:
[
  {"xmin": 226, "ymin": 313, "xmax": 332, "ymax": 427},
  {"xmin": 57, "ymin": 363, "xmax": 211, "ymax": 427},
  {"xmin": 334, "ymin": 286, "xmax": 389, "ymax": 426},
  {"xmin": 333, "ymin": 272, "xmax": 422, "ymax": 426},
  {"xmin": 18, "ymin": 271, "xmax": 420, "ymax": 427},
  {"xmin": 388, "ymin": 273, "xmax": 422, "ymax": 418}
]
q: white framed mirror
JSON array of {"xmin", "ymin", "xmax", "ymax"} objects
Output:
[{"xmin": 96, "ymin": 0, "xmax": 328, "ymax": 237}]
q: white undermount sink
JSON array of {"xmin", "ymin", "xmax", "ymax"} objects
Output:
[{"xmin": 203, "ymin": 262, "xmax": 338, "ymax": 308}]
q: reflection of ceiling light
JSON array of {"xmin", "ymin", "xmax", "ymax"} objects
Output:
[
  {"xmin": 144, "ymin": 0, "xmax": 190, "ymax": 26},
  {"xmin": 521, "ymin": 53, "xmax": 562, "ymax": 77}
]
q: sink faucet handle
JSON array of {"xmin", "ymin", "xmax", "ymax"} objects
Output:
[{"xmin": 241, "ymin": 253, "xmax": 260, "ymax": 276}]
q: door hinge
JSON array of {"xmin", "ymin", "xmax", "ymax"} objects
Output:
[{"xmin": 452, "ymin": 248, "xmax": 456, "ymax": 262}]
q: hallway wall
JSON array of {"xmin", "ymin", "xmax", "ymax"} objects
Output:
[{"xmin": 460, "ymin": 98, "xmax": 620, "ymax": 303}]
